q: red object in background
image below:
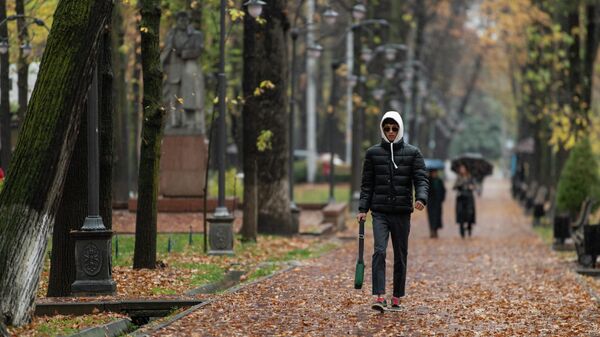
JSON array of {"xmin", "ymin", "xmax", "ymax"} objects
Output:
[
  {"xmin": 0, "ymin": 167, "xmax": 4, "ymax": 180},
  {"xmin": 322, "ymin": 161, "xmax": 331, "ymax": 177}
]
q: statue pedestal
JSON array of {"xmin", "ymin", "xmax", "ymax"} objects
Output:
[{"xmin": 159, "ymin": 132, "xmax": 208, "ymax": 197}]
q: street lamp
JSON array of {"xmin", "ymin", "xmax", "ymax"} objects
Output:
[
  {"xmin": 384, "ymin": 43, "xmax": 407, "ymax": 61},
  {"xmin": 352, "ymin": 4, "xmax": 367, "ymax": 21},
  {"xmin": 0, "ymin": 40, "xmax": 7, "ymax": 54},
  {"xmin": 244, "ymin": 0, "xmax": 266, "ymax": 18},
  {"xmin": 323, "ymin": 7, "xmax": 339, "ymax": 26},
  {"xmin": 360, "ymin": 47, "xmax": 373, "ymax": 62},
  {"xmin": 20, "ymin": 42, "xmax": 31, "ymax": 57},
  {"xmin": 71, "ymin": 67, "xmax": 116, "ymax": 296},
  {"xmin": 288, "ymin": 4, "xmax": 340, "ymax": 229},
  {"xmin": 207, "ymin": 0, "xmax": 265, "ymax": 255},
  {"xmin": 372, "ymin": 87, "xmax": 385, "ymax": 101},
  {"xmin": 384, "ymin": 66, "xmax": 395, "ymax": 80},
  {"xmin": 327, "ymin": 61, "xmax": 343, "ymax": 203},
  {"xmin": 307, "ymin": 44, "xmax": 323, "ymax": 59}
]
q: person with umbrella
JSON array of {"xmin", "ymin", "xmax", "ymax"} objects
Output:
[
  {"xmin": 453, "ymin": 164, "xmax": 477, "ymax": 238},
  {"xmin": 426, "ymin": 164, "xmax": 446, "ymax": 238},
  {"xmin": 356, "ymin": 110, "xmax": 429, "ymax": 312}
]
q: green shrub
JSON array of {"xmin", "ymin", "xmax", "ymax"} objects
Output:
[
  {"xmin": 556, "ymin": 137, "xmax": 599, "ymax": 215},
  {"xmin": 208, "ymin": 168, "xmax": 243, "ymax": 201}
]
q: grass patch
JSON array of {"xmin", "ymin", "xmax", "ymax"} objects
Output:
[
  {"xmin": 294, "ymin": 184, "xmax": 350, "ymax": 203},
  {"xmin": 187, "ymin": 263, "xmax": 225, "ymax": 286},
  {"xmin": 112, "ymin": 233, "xmax": 206, "ymax": 267},
  {"xmin": 248, "ymin": 264, "xmax": 280, "ymax": 281},
  {"xmin": 11, "ymin": 314, "xmax": 123, "ymax": 337},
  {"xmin": 269, "ymin": 241, "xmax": 339, "ymax": 262},
  {"xmin": 533, "ymin": 225, "xmax": 553, "ymax": 245}
]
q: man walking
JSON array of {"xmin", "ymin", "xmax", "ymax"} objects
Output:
[{"xmin": 356, "ymin": 110, "xmax": 429, "ymax": 312}]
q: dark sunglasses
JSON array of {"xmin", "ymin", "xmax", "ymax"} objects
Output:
[{"xmin": 383, "ymin": 126, "xmax": 399, "ymax": 132}]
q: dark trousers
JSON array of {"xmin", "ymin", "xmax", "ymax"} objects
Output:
[
  {"xmin": 371, "ymin": 212, "xmax": 411, "ymax": 298},
  {"xmin": 459, "ymin": 222, "xmax": 472, "ymax": 237}
]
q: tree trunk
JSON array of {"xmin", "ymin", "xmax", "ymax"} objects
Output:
[
  {"xmin": 0, "ymin": 0, "xmax": 113, "ymax": 326},
  {"xmin": 47, "ymin": 111, "xmax": 87, "ymax": 297},
  {"xmin": 16, "ymin": 0, "xmax": 28, "ymax": 122},
  {"xmin": 0, "ymin": 0, "xmax": 10, "ymax": 170},
  {"xmin": 99, "ymin": 14, "xmax": 114, "ymax": 230},
  {"xmin": 240, "ymin": 161, "xmax": 257, "ymax": 242},
  {"xmin": 133, "ymin": 0, "xmax": 164, "ymax": 269},
  {"xmin": 242, "ymin": 0, "xmax": 292, "ymax": 235},
  {"xmin": 408, "ymin": 0, "xmax": 426, "ymax": 145},
  {"xmin": 112, "ymin": 4, "xmax": 130, "ymax": 207},
  {"xmin": 130, "ymin": 19, "xmax": 142, "ymax": 195}
]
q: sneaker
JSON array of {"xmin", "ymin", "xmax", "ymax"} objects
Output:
[
  {"xmin": 371, "ymin": 297, "xmax": 387, "ymax": 312},
  {"xmin": 388, "ymin": 297, "xmax": 402, "ymax": 311}
]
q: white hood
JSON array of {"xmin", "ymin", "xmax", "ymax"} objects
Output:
[
  {"xmin": 380, "ymin": 111, "xmax": 404, "ymax": 144},
  {"xmin": 380, "ymin": 111, "xmax": 404, "ymax": 169}
]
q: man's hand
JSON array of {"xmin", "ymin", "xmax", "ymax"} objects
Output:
[
  {"xmin": 414, "ymin": 201, "xmax": 425, "ymax": 211},
  {"xmin": 357, "ymin": 212, "xmax": 367, "ymax": 222}
]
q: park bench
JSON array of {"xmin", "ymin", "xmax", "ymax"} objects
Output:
[
  {"xmin": 572, "ymin": 198, "xmax": 600, "ymax": 272},
  {"xmin": 552, "ymin": 197, "xmax": 593, "ymax": 250},
  {"xmin": 532, "ymin": 186, "xmax": 548, "ymax": 226},
  {"xmin": 517, "ymin": 181, "xmax": 530, "ymax": 205},
  {"xmin": 524, "ymin": 181, "xmax": 539, "ymax": 213},
  {"xmin": 544, "ymin": 187, "xmax": 556, "ymax": 221},
  {"xmin": 322, "ymin": 202, "xmax": 348, "ymax": 232}
]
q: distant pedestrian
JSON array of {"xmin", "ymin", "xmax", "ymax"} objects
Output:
[
  {"xmin": 454, "ymin": 164, "xmax": 476, "ymax": 238},
  {"xmin": 427, "ymin": 169, "xmax": 446, "ymax": 238},
  {"xmin": 357, "ymin": 110, "xmax": 429, "ymax": 312}
]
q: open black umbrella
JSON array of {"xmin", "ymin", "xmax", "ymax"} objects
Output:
[{"xmin": 451, "ymin": 153, "xmax": 493, "ymax": 180}]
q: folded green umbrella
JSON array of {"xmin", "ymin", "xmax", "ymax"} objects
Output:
[{"xmin": 354, "ymin": 219, "xmax": 365, "ymax": 289}]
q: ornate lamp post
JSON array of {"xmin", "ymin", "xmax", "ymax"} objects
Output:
[
  {"xmin": 206, "ymin": 0, "xmax": 265, "ymax": 255},
  {"xmin": 327, "ymin": 61, "xmax": 342, "ymax": 203},
  {"xmin": 71, "ymin": 67, "xmax": 116, "ymax": 295},
  {"xmin": 288, "ymin": 4, "xmax": 334, "ymax": 229}
]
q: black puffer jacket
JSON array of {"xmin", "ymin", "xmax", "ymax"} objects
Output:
[{"xmin": 358, "ymin": 138, "xmax": 429, "ymax": 213}]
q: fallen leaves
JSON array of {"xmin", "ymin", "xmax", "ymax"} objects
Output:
[{"xmin": 148, "ymin": 180, "xmax": 600, "ymax": 336}]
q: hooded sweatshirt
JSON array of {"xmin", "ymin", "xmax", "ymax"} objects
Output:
[
  {"xmin": 379, "ymin": 111, "xmax": 405, "ymax": 169},
  {"xmin": 358, "ymin": 110, "xmax": 429, "ymax": 213}
]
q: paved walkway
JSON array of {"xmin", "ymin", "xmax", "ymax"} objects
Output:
[{"xmin": 149, "ymin": 179, "xmax": 600, "ymax": 336}]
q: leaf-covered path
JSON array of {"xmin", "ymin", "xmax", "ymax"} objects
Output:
[{"xmin": 149, "ymin": 179, "xmax": 600, "ymax": 336}]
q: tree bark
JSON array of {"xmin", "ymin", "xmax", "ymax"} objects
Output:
[
  {"xmin": 0, "ymin": 0, "xmax": 10, "ymax": 170},
  {"xmin": 0, "ymin": 0, "xmax": 113, "ymax": 326},
  {"xmin": 16, "ymin": 0, "xmax": 28, "ymax": 122},
  {"xmin": 130, "ymin": 13, "xmax": 142, "ymax": 195},
  {"xmin": 242, "ymin": 0, "xmax": 292, "ymax": 235},
  {"xmin": 408, "ymin": 0, "xmax": 426, "ymax": 145},
  {"xmin": 99, "ymin": 13, "xmax": 114, "ymax": 231},
  {"xmin": 112, "ymin": 4, "xmax": 130, "ymax": 207},
  {"xmin": 133, "ymin": 0, "xmax": 164, "ymax": 269}
]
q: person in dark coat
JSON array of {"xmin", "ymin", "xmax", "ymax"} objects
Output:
[
  {"xmin": 357, "ymin": 110, "xmax": 429, "ymax": 312},
  {"xmin": 453, "ymin": 164, "xmax": 476, "ymax": 238},
  {"xmin": 427, "ymin": 169, "xmax": 446, "ymax": 238}
]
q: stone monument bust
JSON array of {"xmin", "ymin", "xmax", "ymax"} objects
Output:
[{"xmin": 160, "ymin": 11, "xmax": 206, "ymax": 133}]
